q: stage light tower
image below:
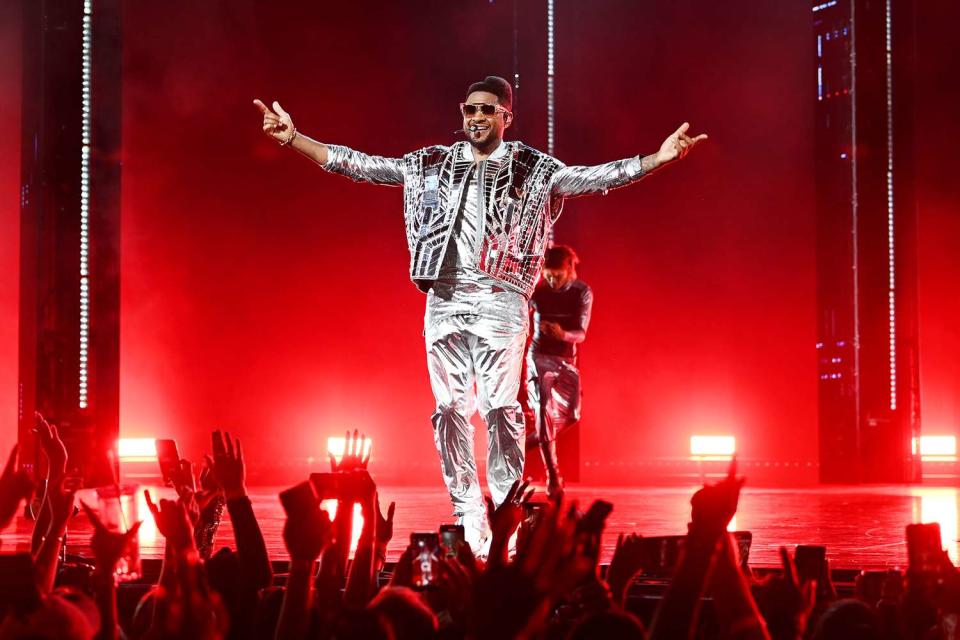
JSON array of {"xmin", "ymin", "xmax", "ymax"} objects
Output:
[
  {"xmin": 19, "ymin": 0, "xmax": 123, "ymax": 487},
  {"xmin": 814, "ymin": 0, "xmax": 920, "ymax": 483}
]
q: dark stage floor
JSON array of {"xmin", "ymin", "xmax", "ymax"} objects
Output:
[{"xmin": 5, "ymin": 484, "xmax": 958, "ymax": 570}]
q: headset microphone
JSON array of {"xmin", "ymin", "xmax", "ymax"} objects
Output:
[{"xmin": 453, "ymin": 125, "xmax": 481, "ymax": 135}]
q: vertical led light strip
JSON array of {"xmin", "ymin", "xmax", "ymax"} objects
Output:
[
  {"xmin": 816, "ymin": 35, "xmax": 823, "ymax": 101},
  {"xmin": 849, "ymin": 0, "xmax": 863, "ymax": 433},
  {"xmin": 885, "ymin": 0, "xmax": 896, "ymax": 411},
  {"xmin": 79, "ymin": 0, "xmax": 92, "ymax": 409},
  {"xmin": 545, "ymin": 0, "xmax": 556, "ymax": 245},
  {"xmin": 546, "ymin": 0, "xmax": 555, "ymax": 157}
]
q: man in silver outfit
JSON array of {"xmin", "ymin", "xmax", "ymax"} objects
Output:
[
  {"xmin": 253, "ymin": 76, "xmax": 707, "ymax": 551},
  {"xmin": 526, "ymin": 245, "xmax": 592, "ymax": 499}
]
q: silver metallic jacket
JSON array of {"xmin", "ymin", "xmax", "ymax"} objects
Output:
[{"xmin": 324, "ymin": 141, "xmax": 646, "ymax": 297}]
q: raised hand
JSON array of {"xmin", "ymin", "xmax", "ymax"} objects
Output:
[
  {"xmin": 196, "ymin": 458, "xmax": 220, "ymax": 495},
  {"xmin": 283, "ymin": 506, "xmax": 333, "ymax": 562},
  {"xmin": 389, "ymin": 544, "xmax": 416, "ymax": 588},
  {"xmin": 144, "ymin": 489, "xmax": 194, "ymax": 552},
  {"xmin": 329, "ymin": 430, "xmax": 371, "ymax": 473},
  {"xmin": 253, "ymin": 98, "xmax": 296, "ymax": 145},
  {"xmin": 754, "ymin": 546, "xmax": 816, "ymax": 638},
  {"xmin": 34, "ymin": 474, "xmax": 79, "ymax": 595},
  {"xmin": 175, "ymin": 458, "xmax": 197, "ymax": 494},
  {"xmin": 436, "ymin": 554, "xmax": 475, "ymax": 627},
  {"xmin": 375, "ymin": 495, "xmax": 396, "ymax": 548},
  {"xmin": 81, "ymin": 501, "xmax": 141, "ymax": 571},
  {"xmin": 606, "ymin": 533, "xmax": 645, "ymax": 606},
  {"xmin": 194, "ymin": 455, "xmax": 223, "ymax": 512},
  {"xmin": 0, "ymin": 445, "xmax": 34, "ymax": 530},
  {"xmin": 689, "ymin": 456, "xmax": 743, "ymax": 539},
  {"xmin": 486, "ymin": 479, "xmax": 535, "ymax": 535},
  {"xmin": 474, "ymin": 498, "xmax": 592, "ymax": 638},
  {"xmin": 34, "ymin": 412, "xmax": 68, "ymax": 480},
  {"xmin": 486, "ymin": 478, "xmax": 535, "ymax": 565},
  {"xmin": 207, "ymin": 430, "xmax": 246, "ymax": 500},
  {"xmin": 655, "ymin": 122, "xmax": 708, "ymax": 165}
]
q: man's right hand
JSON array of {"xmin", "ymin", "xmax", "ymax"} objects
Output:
[{"xmin": 254, "ymin": 99, "xmax": 295, "ymax": 144}]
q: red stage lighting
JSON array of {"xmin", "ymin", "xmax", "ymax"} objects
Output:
[
  {"xmin": 117, "ymin": 437, "xmax": 156, "ymax": 462},
  {"xmin": 915, "ymin": 488, "xmax": 959, "ymax": 563},
  {"xmin": 912, "ymin": 435, "xmax": 957, "ymax": 462},
  {"xmin": 690, "ymin": 435, "xmax": 736, "ymax": 461}
]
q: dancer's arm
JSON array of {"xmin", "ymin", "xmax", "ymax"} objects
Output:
[
  {"xmin": 254, "ymin": 98, "xmax": 404, "ymax": 185},
  {"xmin": 551, "ymin": 122, "xmax": 707, "ymax": 198},
  {"xmin": 540, "ymin": 286, "xmax": 593, "ymax": 344}
]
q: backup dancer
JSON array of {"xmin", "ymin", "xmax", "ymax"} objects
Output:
[{"xmin": 526, "ymin": 245, "xmax": 592, "ymax": 499}]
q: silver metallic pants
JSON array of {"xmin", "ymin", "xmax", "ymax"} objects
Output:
[
  {"xmin": 427, "ymin": 317, "xmax": 527, "ymax": 523},
  {"xmin": 526, "ymin": 351, "xmax": 582, "ymax": 444}
]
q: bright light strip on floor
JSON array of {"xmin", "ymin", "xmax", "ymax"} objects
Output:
[
  {"xmin": 79, "ymin": 0, "xmax": 93, "ymax": 409},
  {"xmin": 916, "ymin": 488, "xmax": 958, "ymax": 565},
  {"xmin": 326, "ymin": 436, "xmax": 372, "ymax": 463},
  {"xmin": 117, "ymin": 438, "xmax": 157, "ymax": 461},
  {"xmin": 690, "ymin": 435, "xmax": 736, "ymax": 460},
  {"xmin": 911, "ymin": 436, "xmax": 957, "ymax": 461}
]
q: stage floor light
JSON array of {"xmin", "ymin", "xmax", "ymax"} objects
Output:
[
  {"xmin": 319, "ymin": 500, "xmax": 365, "ymax": 557},
  {"xmin": 117, "ymin": 438, "xmax": 157, "ymax": 462},
  {"xmin": 912, "ymin": 436, "xmax": 957, "ymax": 462},
  {"xmin": 914, "ymin": 488, "xmax": 959, "ymax": 563},
  {"xmin": 321, "ymin": 436, "xmax": 373, "ymax": 556},
  {"xmin": 690, "ymin": 435, "xmax": 736, "ymax": 461}
]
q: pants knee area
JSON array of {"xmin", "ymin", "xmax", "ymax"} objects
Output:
[
  {"xmin": 433, "ymin": 404, "xmax": 467, "ymax": 426},
  {"xmin": 486, "ymin": 407, "xmax": 524, "ymax": 441},
  {"xmin": 485, "ymin": 405, "xmax": 520, "ymax": 423}
]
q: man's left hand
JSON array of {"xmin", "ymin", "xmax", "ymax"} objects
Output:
[{"xmin": 655, "ymin": 122, "xmax": 708, "ymax": 166}]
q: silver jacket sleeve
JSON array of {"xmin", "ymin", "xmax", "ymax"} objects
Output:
[
  {"xmin": 550, "ymin": 155, "xmax": 645, "ymax": 198},
  {"xmin": 322, "ymin": 144, "xmax": 405, "ymax": 186}
]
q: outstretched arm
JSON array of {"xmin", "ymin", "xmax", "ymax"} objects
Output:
[
  {"xmin": 551, "ymin": 122, "xmax": 707, "ymax": 198},
  {"xmin": 254, "ymin": 98, "xmax": 404, "ymax": 185}
]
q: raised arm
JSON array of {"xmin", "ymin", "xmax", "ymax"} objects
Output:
[
  {"xmin": 551, "ymin": 121, "xmax": 707, "ymax": 198},
  {"xmin": 208, "ymin": 430, "xmax": 273, "ymax": 590},
  {"xmin": 649, "ymin": 457, "xmax": 741, "ymax": 640},
  {"xmin": 254, "ymin": 98, "xmax": 404, "ymax": 185}
]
